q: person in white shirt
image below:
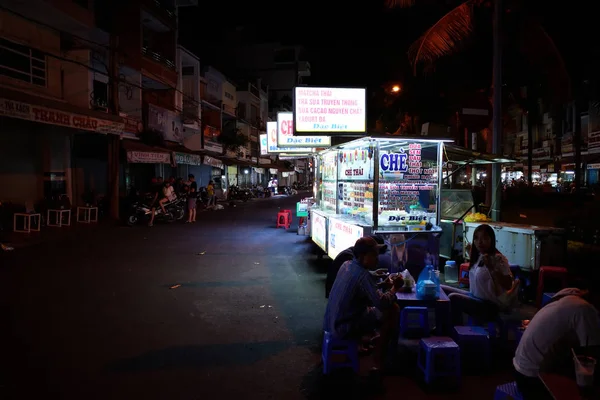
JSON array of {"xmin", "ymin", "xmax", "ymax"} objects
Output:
[
  {"xmin": 441, "ymin": 224, "xmax": 519, "ymax": 325},
  {"xmin": 158, "ymin": 182, "xmax": 175, "ymax": 214},
  {"xmin": 513, "ymin": 287, "xmax": 600, "ymax": 398}
]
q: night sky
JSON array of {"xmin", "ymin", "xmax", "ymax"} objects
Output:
[{"xmin": 179, "ymin": 1, "xmax": 595, "ymax": 101}]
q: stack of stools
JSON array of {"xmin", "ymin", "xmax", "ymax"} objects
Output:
[
  {"xmin": 493, "ymin": 381, "xmax": 523, "ymax": 400},
  {"xmin": 276, "ymin": 210, "xmax": 291, "ymax": 229},
  {"xmin": 453, "ymin": 325, "xmax": 490, "ymax": 371},
  {"xmin": 536, "ymin": 266, "xmax": 568, "ymax": 308},
  {"xmin": 417, "ymin": 336, "xmax": 461, "ymax": 385},
  {"xmin": 400, "ymin": 306, "xmax": 429, "ymax": 339},
  {"xmin": 321, "ymin": 331, "xmax": 359, "ymax": 374}
]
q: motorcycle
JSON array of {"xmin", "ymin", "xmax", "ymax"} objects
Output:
[
  {"xmin": 228, "ymin": 185, "xmax": 252, "ymax": 202},
  {"xmin": 126, "ymin": 194, "xmax": 185, "ymax": 226}
]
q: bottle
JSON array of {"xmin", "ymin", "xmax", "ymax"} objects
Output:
[
  {"xmin": 444, "ymin": 260, "xmax": 458, "ymax": 284},
  {"xmin": 423, "ymin": 265, "xmax": 437, "ymax": 299}
]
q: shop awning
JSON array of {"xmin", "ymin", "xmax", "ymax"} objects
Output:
[
  {"xmin": 443, "ymin": 144, "xmax": 517, "ymax": 165},
  {"xmin": 122, "ymin": 139, "xmax": 171, "ymax": 164}
]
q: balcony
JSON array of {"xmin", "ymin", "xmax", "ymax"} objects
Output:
[
  {"xmin": 141, "ymin": 46, "xmax": 177, "ymax": 86},
  {"xmin": 141, "ymin": 0, "xmax": 177, "ymax": 30},
  {"xmin": 200, "ymin": 81, "xmax": 222, "ymax": 109},
  {"xmin": 222, "ymin": 103, "xmax": 236, "ymax": 117},
  {"xmin": 183, "ymin": 99, "xmax": 200, "ymax": 125},
  {"xmin": 237, "ymin": 102, "xmax": 248, "ymax": 122}
]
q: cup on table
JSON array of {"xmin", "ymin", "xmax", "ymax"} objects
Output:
[{"xmin": 574, "ymin": 355, "xmax": 596, "ymax": 388}]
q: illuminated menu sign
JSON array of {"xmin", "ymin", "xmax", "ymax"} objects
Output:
[
  {"xmin": 277, "ymin": 112, "xmax": 331, "ymax": 147},
  {"xmin": 294, "ymin": 87, "xmax": 366, "ymax": 134}
]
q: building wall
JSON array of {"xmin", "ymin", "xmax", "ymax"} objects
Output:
[
  {"xmin": 0, "ymin": 11, "xmax": 63, "ymax": 100},
  {"xmin": 119, "ymin": 67, "xmax": 142, "ymax": 120},
  {"xmin": 222, "ymin": 80, "xmax": 237, "ymax": 116},
  {"xmin": 61, "ymin": 49, "xmax": 94, "ymax": 109}
]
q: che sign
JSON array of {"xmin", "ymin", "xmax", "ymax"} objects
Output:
[
  {"xmin": 311, "ymin": 211, "xmax": 328, "ymax": 252},
  {"xmin": 259, "ymin": 134, "xmax": 268, "ymax": 155},
  {"xmin": 277, "ymin": 112, "xmax": 331, "ymax": 147},
  {"xmin": 294, "ymin": 87, "xmax": 366, "ymax": 134},
  {"xmin": 266, "ymin": 121, "xmax": 306, "ymax": 153},
  {"xmin": 327, "ymin": 217, "xmax": 364, "ymax": 259}
]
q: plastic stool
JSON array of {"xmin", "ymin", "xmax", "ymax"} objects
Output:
[
  {"xmin": 298, "ymin": 217, "xmax": 306, "ymax": 226},
  {"xmin": 281, "ymin": 209, "xmax": 293, "ymax": 222},
  {"xmin": 459, "ymin": 263, "xmax": 470, "ymax": 287},
  {"xmin": 541, "ymin": 292, "xmax": 555, "ymax": 307},
  {"xmin": 417, "ymin": 337, "xmax": 461, "ymax": 385},
  {"xmin": 400, "ymin": 306, "xmax": 429, "ymax": 339},
  {"xmin": 494, "ymin": 381, "xmax": 523, "ymax": 400},
  {"xmin": 536, "ymin": 266, "xmax": 568, "ymax": 308},
  {"xmin": 321, "ymin": 331, "xmax": 359, "ymax": 374},
  {"xmin": 276, "ymin": 212, "xmax": 291, "ymax": 229},
  {"xmin": 453, "ymin": 326, "xmax": 490, "ymax": 369}
]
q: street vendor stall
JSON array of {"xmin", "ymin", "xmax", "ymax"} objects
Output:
[{"xmin": 311, "ymin": 136, "xmax": 446, "ymax": 266}]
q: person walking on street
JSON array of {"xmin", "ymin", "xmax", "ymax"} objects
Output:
[{"xmin": 186, "ymin": 174, "xmax": 197, "ymax": 223}]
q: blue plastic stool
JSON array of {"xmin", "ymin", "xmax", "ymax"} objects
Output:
[
  {"xmin": 494, "ymin": 381, "xmax": 523, "ymax": 400},
  {"xmin": 453, "ymin": 326, "xmax": 490, "ymax": 369},
  {"xmin": 541, "ymin": 292, "xmax": 555, "ymax": 307},
  {"xmin": 417, "ymin": 336, "xmax": 461, "ymax": 385},
  {"xmin": 321, "ymin": 331, "xmax": 359, "ymax": 374},
  {"xmin": 400, "ymin": 306, "xmax": 429, "ymax": 339}
]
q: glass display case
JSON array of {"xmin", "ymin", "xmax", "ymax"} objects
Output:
[{"xmin": 439, "ymin": 189, "xmax": 475, "ymax": 259}]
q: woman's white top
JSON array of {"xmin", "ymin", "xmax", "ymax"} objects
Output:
[{"xmin": 469, "ymin": 253, "xmax": 516, "ymax": 309}]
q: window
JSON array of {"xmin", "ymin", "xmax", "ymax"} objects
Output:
[
  {"xmin": 91, "ymin": 80, "xmax": 109, "ymax": 109},
  {"xmin": 225, "ymin": 92, "xmax": 234, "ymax": 100},
  {"xmin": 0, "ymin": 38, "xmax": 46, "ymax": 86}
]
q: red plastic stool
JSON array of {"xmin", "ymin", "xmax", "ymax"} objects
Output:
[
  {"xmin": 536, "ymin": 266, "xmax": 568, "ymax": 308},
  {"xmin": 281, "ymin": 209, "xmax": 293, "ymax": 221},
  {"xmin": 276, "ymin": 212, "xmax": 291, "ymax": 229},
  {"xmin": 459, "ymin": 263, "xmax": 470, "ymax": 286},
  {"xmin": 298, "ymin": 217, "xmax": 306, "ymax": 226}
]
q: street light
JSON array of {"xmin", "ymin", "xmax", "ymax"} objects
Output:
[{"xmin": 391, "ymin": 85, "xmax": 400, "ymax": 93}]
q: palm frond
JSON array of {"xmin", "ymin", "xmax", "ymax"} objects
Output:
[
  {"xmin": 408, "ymin": 1, "xmax": 474, "ymax": 75},
  {"xmin": 384, "ymin": 0, "xmax": 416, "ymax": 7},
  {"xmin": 519, "ymin": 23, "xmax": 572, "ymax": 103}
]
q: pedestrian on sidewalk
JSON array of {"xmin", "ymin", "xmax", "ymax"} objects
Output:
[
  {"xmin": 206, "ymin": 180, "xmax": 216, "ymax": 208},
  {"xmin": 186, "ymin": 174, "xmax": 197, "ymax": 223}
]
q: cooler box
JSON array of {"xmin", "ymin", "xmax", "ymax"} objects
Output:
[{"xmin": 463, "ymin": 222, "xmax": 566, "ymax": 271}]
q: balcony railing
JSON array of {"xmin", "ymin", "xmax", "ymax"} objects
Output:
[
  {"xmin": 142, "ymin": 46, "xmax": 175, "ymax": 70},
  {"xmin": 183, "ymin": 100, "xmax": 199, "ymax": 123},
  {"xmin": 222, "ymin": 103, "xmax": 236, "ymax": 116}
]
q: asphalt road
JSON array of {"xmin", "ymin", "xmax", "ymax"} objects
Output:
[{"xmin": 0, "ymin": 194, "xmax": 513, "ymax": 400}]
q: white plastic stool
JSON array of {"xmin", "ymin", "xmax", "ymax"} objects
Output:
[
  {"xmin": 47, "ymin": 209, "xmax": 72, "ymax": 227},
  {"xmin": 77, "ymin": 207, "xmax": 98, "ymax": 223},
  {"xmin": 13, "ymin": 213, "xmax": 41, "ymax": 233}
]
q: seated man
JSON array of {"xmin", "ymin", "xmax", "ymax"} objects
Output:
[
  {"xmin": 324, "ymin": 237, "xmax": 400, "ymax": 372},
  {"xmin": 513, "ymin": 287, "xmax": 600, "ymax": 399},
  {"xmin": 325, "ymin": 235, "xmax": 389, "ymax": 298}
]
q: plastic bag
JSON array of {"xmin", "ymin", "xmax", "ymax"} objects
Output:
[{"xmin": 416, "ymin": 265, "xmax": 440, "ymax": 300}]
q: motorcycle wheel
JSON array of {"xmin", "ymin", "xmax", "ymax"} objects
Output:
[
  {"xmin": 175, "ymin": 207, "xmax": 185, "ymax": 221},
  {"xmin": 166, "ymin": 212, "xmax": 175, "ymax": 223},
  {"xmin": 127, "ymin": 214, "xmax": 139, "ymax": 226}
]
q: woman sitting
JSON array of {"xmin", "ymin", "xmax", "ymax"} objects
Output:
[{"xmin": 442, "ymin": 224, "xmax": 520, "ymax": 325}]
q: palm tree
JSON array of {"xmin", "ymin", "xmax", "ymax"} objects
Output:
[{"xmin": 385, "ymin": 0, "xmax": 571, "ymax": 102}]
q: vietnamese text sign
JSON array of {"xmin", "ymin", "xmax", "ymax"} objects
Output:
[
  {"xmin": 337, "ymin": 148, "xmax": 374, "ymax": 181},
  {"xmin": 311, "ymin": 211, "xmax": 328, "ymax": 252},
  {"xmin": 147, "ymin": 104, "xmax": 183, "ymax": 143},
  {"xmin": 260, "ymin": 134, "xmax": 268, "ymax": 155},
  {"xmin": 267, "ymin": 121, "xmax": 309, "ymax": 153},
  {"xmin": 0, "ymin": 98, "xmax": 124, "ymax": 134},
  {"xmin": 276, "ymin": 112, "xmax": 331, "ymax": 147},
  {"xmin": 294, "ymin": 87, "xmax": 366, "ymax": 133},
  {"xmin": 127, "ymin": 151, "xmax": 171, "ymax": 164},
  {"xmin": 173, "ymin": 152, "xmax": 202, "ymax": 165},
  {"xmin": 328, "ymin": 217, "xmax": 364, "ymax": 259}
]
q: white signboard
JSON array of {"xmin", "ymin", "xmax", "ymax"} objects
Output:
[
  {"xmin": 277, "ymin": 112, "xmax": 331, "ymax": 147},
  {"xmin": 127, "ymin": 151, "xmax": 171, "ymax": 164},
  {"xmin": 266, "ymin": 121, "xmax": 307, "ymax": 153},
  {"xmin": 311, "ymin": 211, "xmax": 327, "ymax": 252},
  {"xmin": 337, "ymin": 148, "xmax": 374, "ymax": 180},
  {"xmin": 260, "ymin": 134, "xmax": 268, "ymax": 155},
  {"xmin": 327, "ymin": 217, "xmax": 365, "ymax": 259},
  {"xmin": 294, "ymin": 87, "xmax": 366, "ymax": 133}
]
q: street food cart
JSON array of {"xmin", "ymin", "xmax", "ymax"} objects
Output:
[{"xmin": 311, "ymin": 137, "xmax": 446, "ymax": 272}]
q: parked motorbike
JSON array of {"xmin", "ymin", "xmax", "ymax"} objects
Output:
[
  {"xmin": 126, "ymin": 194, "xmax": 185, "ymax": 226},
  {"xmin": 228, "ymin": 185, "xmax": 252, "ymax": 202}
]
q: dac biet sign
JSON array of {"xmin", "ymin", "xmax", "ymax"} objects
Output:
[
  {"xmin": 294, "ymin": 87, "xmax": 366, "ymax": 134},
  {"xmin": 277, "ymin": 111, "xmax": 331, "ymax": 147},
  {"xmin": 260, "ymin": 134, "xmax": 268, "ymax": 155},
  {"xmin": 267, "ymin": 120, "xmax": 311, "ymax": 153}
]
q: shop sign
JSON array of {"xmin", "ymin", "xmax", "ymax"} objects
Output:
[
  {"xmin": 311, "ymin": 212, "xmax": 327, "ymax": 252},
  {"xmin": 267, "ymin": 120, "xmax": 312, "ymax": 153},
  {"xmin": 253, "ymin": 167, "xmax": 265, "ymax": 174},
  {"xmin": 260, "ymin": 134, "xmax": 268, "ymax": 155},
  {"xmin": 337, "ymin": 148, "xmax": 374, "ymax": 181},
  {"xmin": 328, "ymin": 217, "xmax": 364, "ymax": 259},
  {"xmin": 259, "ymin": 158, "xmax": 271, "ymax": 165},
  {"xmin": 251, "ymin": 157, "xmax": 257, "ymax": 163},
  {"xmin": 276, "ymin": 111, "xmax": 331, "ymax": 147},
  {"xmin": 147, "ymin": 104, "xmax": 183, "ymax": 143},
  {"xmin": 0, "ymin": 97, "xmax": 124, "ymax": 134},
  {"xmin": 379, "ymin": 143, "xmax": 437, "ymax": 183},
  {"xmin": 173, "ymin": 152, "xmax": 202, "ymax": 166},
  {"xmin": 127, "ymin": 151, "xmax": 170, "ymax": 164},
  {"xmin": 203, "ymin": 155, "xmax": 224, "ymax": 169},
  {"xmin": 293, "ymin": 87, "xmax": 366, "ymax": 134},
  {"xmin": 588, "ymin": 163, "xmax": 600, "ymax": 170},
  {"xmin": 123, "ymin": 117, "xmax": 143, "ymax": 136}
]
